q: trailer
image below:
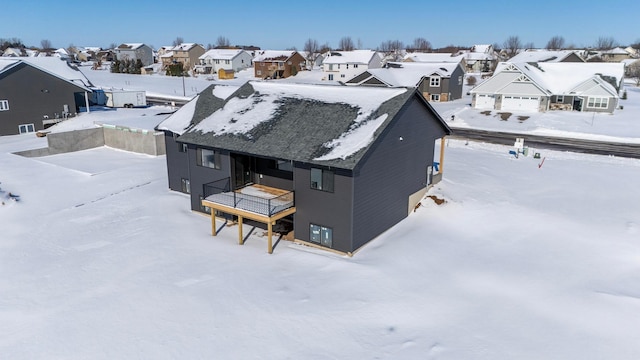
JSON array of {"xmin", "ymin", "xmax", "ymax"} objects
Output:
[{"xmin": 104, "ymin": 90, "xmax": 147, "ymax": 108}]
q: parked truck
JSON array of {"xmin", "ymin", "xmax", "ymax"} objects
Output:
[{"xmin": 104, "ymin": 90, "xmax": 147, "ymax": 108}]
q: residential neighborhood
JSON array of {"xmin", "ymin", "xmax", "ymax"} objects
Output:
[{"xmin": 2, "ymin": 16, "xmax": 640, "ymax": 359}]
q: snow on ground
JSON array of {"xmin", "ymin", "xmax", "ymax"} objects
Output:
[
  {"xmin": 1, "ymin": 133, "xmax": 640, "ymax": 359},
  {"xmin": 2, "ymin": 69, "xmax": 640, "ymax": 359}
]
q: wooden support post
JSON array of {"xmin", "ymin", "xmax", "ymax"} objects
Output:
[
  {"xmin": 439, "ymin": 136, "xmax": 446, "ymax": 174},
  {"xmin": 211, "ymin": 212, "xmax": 217, "ymax": 236},
  {"xmin": 238, "ymin": 216, "xmax": 244, "ymax": 245},
  {"xmin": 267, "ymin": 221, "xmax": 273, "ymax": 254}
]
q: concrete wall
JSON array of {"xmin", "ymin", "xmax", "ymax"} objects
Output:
[{"xmin": 15, "ymin": 125, "xmax": 165, "ymax": 157}]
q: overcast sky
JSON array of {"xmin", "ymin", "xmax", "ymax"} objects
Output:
[{"xmin": 4, "ymin": 0, "xmax": 639, "ymax": 50}]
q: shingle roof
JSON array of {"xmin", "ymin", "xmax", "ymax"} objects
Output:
[{"xmin": 160, "ymin": 81, "xmax": 448, "ymax": 170}]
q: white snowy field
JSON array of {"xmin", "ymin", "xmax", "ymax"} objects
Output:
[{"xmin": 1, "ymin": 131, "xmax": 640, "ymax": 358}]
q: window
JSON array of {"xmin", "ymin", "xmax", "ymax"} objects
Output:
[
  {"xmin": 181, "ymin": 178, "xmax": 191, "ymax": 194},
  {"xmin": 18, "ymin": 124, "xmax": 35, "ymax": 134},
  {"xmin": 328, "ymin": 74, "xmax": 334, "ymax": 81},
  {"xmin": 328, "ymin": 64, "xmax": 334, "ymax": 71},
  {"xmin": 340, "ymin": 74, "xmax": 345, "ymax": 78},
  {"xmin": 310, "ymin": 167, "xmax": 334, "ymax": 192},
  {"xmin": 587, "ymin": 97, "xmax": 608, "ymax": 109},
  {"xmin": 196, "ymin": 148, "xmax": 221, "ymax": 169},
  {"xmin": 0, "ymin": 100, "xmax": 8, "ymax": 111},
  {"xmin": 225, "ymin": 60, "xmax": 230, "ymax": 64},
  {"xmin": 310, "ymin": 223, "xmax": 333, "ymax": 247},
  {"xmin": 353, "ymin": 64, "xmax": 358, "ymax": 68},
  {"xmin": 458, "ymin": 76, "xmax": 463, "ymax": 85},
  {"xmin": 556, "ymin": 95, "xmax": 564, "ymax": 103},
  {"xmin": 274, "ymin": 159, "xmax": 293, "ymax": 172},
  {"xmin": 257, "ymin": 70, "xmax": 262, "ymax": 76},
  {"xmin": 430, "ymin": 94, "xmax": 440, "ymax": 101},
  {"xmin": 430, "ymin": 77, "xmax": 440, "ymax": 87},
  {"xmin": 178, "ymin": 143, "xmax": 187, "ymax": 153}
]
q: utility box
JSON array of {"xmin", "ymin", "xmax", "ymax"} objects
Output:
[{"xmin": 104, "ymin": 90, "xmax": 147, "ymax": 108}]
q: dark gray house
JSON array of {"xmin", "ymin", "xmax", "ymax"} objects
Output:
[
  {"xmin": 157, "ymin": 81, "xmax": 450, "ymax": 254},
  {"xmin": 0, "ymin": 58, "xmax": 92, "ymax": 135},
  {"xmin": 345, "ymin": 62, "xmax": 465, "ymax": 102}
]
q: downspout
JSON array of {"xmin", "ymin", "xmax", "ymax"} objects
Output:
[{"xmin": 84, "ymin": 91, "xmax": 90, "ymax": 113}]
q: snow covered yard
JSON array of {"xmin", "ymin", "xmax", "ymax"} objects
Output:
[{"xmin": 1, "ymin": 132, "xmax": 640, "ymax": 359}]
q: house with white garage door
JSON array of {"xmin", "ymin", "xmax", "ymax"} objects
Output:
[{"xmin": 470, "ymin": 62, "xmax": 624, "ymax": 113}]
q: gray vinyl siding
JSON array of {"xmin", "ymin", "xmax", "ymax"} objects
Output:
[
  {"xmin": 163, "ymin": 132, "xmax": 190, "ymax": 193},
  {"xmin": 293, "ymin": 165, "xmax": 354, "ymax": 253},
  {"xmin": 0, "ymin": 62, "xmax": 84, "ymax": 136},
  {"xmin": 352, "ymin": 96, "xmax": 447, "ymax": 251}
]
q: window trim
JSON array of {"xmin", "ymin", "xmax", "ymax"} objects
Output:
[
  {"xmin": 430, "ymin": 76, "xmax": 441, "ymax": 87},
  {"xmin": 586, "ymin": 96, "xmax": 608, "ymax": 109},
  {"xmin": 18, "ymin": 123, "xmax": 35, "ymax": 134},
  {"xmin": 0, "ymin": 99, "xmax": 8, "ymax": 111},
  {"xmin": 430, "ymin": 94, "xmax": 440, "ymax": 101},
  {"xmin": 181, "ymin": 178, "xmax": 191, "ymax": 194}
]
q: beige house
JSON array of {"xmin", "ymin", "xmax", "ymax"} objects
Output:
[{"xmin": 161, "ymin": 43, "xmax": 205, "ymax": 71}]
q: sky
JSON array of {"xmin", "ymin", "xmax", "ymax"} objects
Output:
[{"xmin": 3, "ymin": 0, "xmax": 640, "ymax": 51}]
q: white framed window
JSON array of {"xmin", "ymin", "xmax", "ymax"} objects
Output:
[
  {"xmin": 328, "ymin": 64, "xmax": 334, "ymax": 71},
  {"xmin": 328, "ymin": 74, "xmax": 334, "ymax": 81},
  {"xmin": 0, "ymin": 100, "xmax": 9, "ymax": 111},
  {"xmin": 587, "ymin": 97, "xmax": 608, "ymax": 109},
  {"xmin": 430, "ymin": 77, "xmax": 440, "ymax": 87},
  {"xmin": 430, "ymin": 94, "xmax": 440, "ymax": 101},
  {"xmin": 341, "ymin": 74, "xmax": 345, "ymax": 78},
  {"xmin": 19, "ymin": 123, "xmax": 35, "ymax": 134},
  {"xmin": 556, "ymin": 95, "xmax": 564, "ymax": 103},
  {"xmin": 256, "ymin": 70, "xmax": 262, "ymax": 76},
  {"xmin": 458, "ymin": 76, "xmax": 462, "ymax": 85}
]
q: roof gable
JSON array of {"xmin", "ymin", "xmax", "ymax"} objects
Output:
[{"xmin": 322, "ymin": 50, "xmax": 380, "ymax": 65}]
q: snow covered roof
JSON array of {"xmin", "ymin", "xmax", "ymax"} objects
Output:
[
  {"xmin": 471, "ymin": 44, "xmax": 493, "ymax": 53},
  {"xmin": 199, "ymin": 49, "xmax": 247, "ymax": 60},
  {"xmin": 117, "ymin": 43, "xmax": 147, "ymax": 50},
  {"xmin": 602, "ymin": 47, "xmax": 630, "ymax": 55},
  {"xmin": 403, "ymin": 52, "xmax": 465, "ymax": 63},
  {"xmin": 253, "ymin": 50, "xmax": 298, "ymax": 62},
  {"xmin": 159, "ymin": 81, "xmax": 447, "ymax": 169},
  {"xmin": 172, "ymin": 43, "xmax": 199, "ymax": 51},
  {"xmin": 475, "ymin": 62, "xmax": 624, "ymax": 96},
  {"xmin": 507, "ymin": 50, "xmax": 583, "ymax": 63},
  {"xmin": 0, "ymin": 57, "xmax": 93, "ymax": 90},
  {"xmin": 347, "ymin": 62, "xmax": 460, "ymax": 87},
  {"xmin": 321, "ymin": 50, "xmax": 381, "ymax": 65}
]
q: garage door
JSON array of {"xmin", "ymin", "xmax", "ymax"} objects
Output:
[
  {"xmin": 501, "ymin": 95, "xmax": 540, "ymax": 112},
  {"xmin": 475, "ymin": 94, "xmax": 495, "ymax": 109}
]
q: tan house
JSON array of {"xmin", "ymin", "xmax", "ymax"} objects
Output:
[
  {"xmin": 160, "ymin": 43, "xmax": 205, "ymax": 71},
  {"xmin": 253, "ymin": 50, "xmax": 306, "ymax": 79}
]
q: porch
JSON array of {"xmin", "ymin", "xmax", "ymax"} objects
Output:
[{"xmin": 201, "ymin": 178, "xmax": 296, "ymax": 254}]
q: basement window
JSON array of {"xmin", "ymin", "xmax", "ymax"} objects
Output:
[
  {"xmin": 0, "ymin": 100, "xmax": 9, "ymax": 111},
  {"xmin": 310, "ymin": 223, "xmax": 333, "ymax": 248}
]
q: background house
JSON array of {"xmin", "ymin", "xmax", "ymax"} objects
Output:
[
  {"xmin": 321, "ymin": 50, "xmax": 382, "ymax": 81},
  {"xmin": 0, "ymin": 58, "xmax": 93, "ymax": 135},
  {"xmin": 157, "ymin": 81, "xmax": 450, "ymax": 254},
  {"xmin": 195, "ymin": 49, "xmax": 253, "ymax": 75},
  {"xmin": 345, "ymin": 61, "xmax": 465, "ymax": 102},
  {"xmin": 507, "ymin": 49, "xmax": 585, "ymax": 63},
  {"xmin": 461, "ymin": 44, "xmax": 498, "ymax": 73},
  {"xmin": 403, "ymin": 52, "xmax": 467, "ymax": 72},
  {"xmin": 470, "ymin": 62, "xmax": 624, "ymax": 113},
  {"xmin": 253, "ymin": 50, "xmax": 306, "ymax": 79},
  {"xmin": 114, "ymin": 43, "xmax": 154, "ymax": 67},
  {"xmin": 161, "ymin": 43, "xmax": 205, "ymax": 72}
]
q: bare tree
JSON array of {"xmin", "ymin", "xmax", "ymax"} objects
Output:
[
  {"xmin": 411, "ymin": 37, "xmax": 432, "ymax": 52},
  {"xmin": 319, "ymin": 42, "xmax": 332, "ymax": 54},
  {"xmin": 545, "ymin": 36, "xmax": 565, "ymax": 50},
  {"xmin": 595, "ymin": 36, "xmax": 617, "ymax": 50},
  {"xmin": 502, "ymin": 36, "xmax": 522, "ymax": 58},
  {"xmin": 172, "ymin": 37, "xmax": 184, "ymax": 46},
  {"xmin": 523, "ymin": 42, "xmax": 535, "ymax": 50},
  {"xmin": 109, "ymin": 43, "xmax": 117, "ymax": 50},
  {"xmin": 303, "ymin": 38, "xmax": 320, "ymax": 67},
  {"xmin": 338, "ymin": 37, "xmax": 355, "ymax": 51},
  {"xmin": 216, "ymin": 36, "xmax": 231, "ymax": 48},
  {"xmin": 378, "ymin": 40, "xmax": 404, "ymax": 60},
  {"xmin": 206, "ymin": 43, "xmax": 215, "ymax": 50},
  {"xmin": 40, "ymin": 39, "xmax": 52, "ymax": 50}
]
